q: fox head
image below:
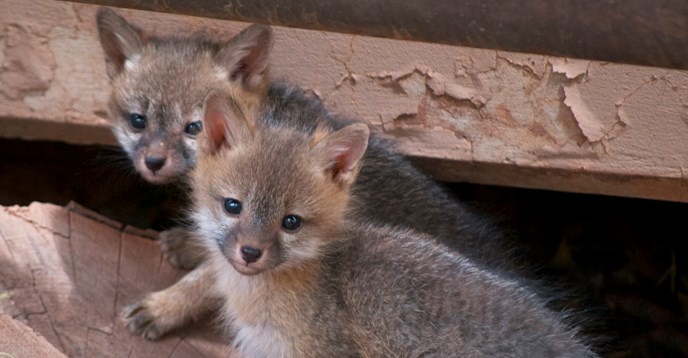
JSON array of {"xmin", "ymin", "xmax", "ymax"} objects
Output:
[
  {"xmin": 191, "ymin": 90, "xmax": 370, "ymax": 275},
  {"xmin": 96, "ymin": 8, "xmax": 272, "ymax": 184}
]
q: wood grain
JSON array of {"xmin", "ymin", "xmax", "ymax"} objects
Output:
[{"xmin": 0, "ymin": 202, "xmax": 232, "ymax": 358}]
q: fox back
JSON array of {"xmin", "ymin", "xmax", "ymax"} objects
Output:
[
  {"xmin": 259, "ymin": 83, "xmax": 519, "ymax": 275},
  {"xmin": 192, "ymin": 92, "xmax": 595, "ymax": 357}
]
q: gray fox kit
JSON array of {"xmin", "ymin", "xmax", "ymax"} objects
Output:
[
  {"xmin": 185, "ymin": 90, "xmax": 595, "ymax": 357},
  {"xmin": 96, "ymin": 10, "xmax": 591, "ymax": 351}
]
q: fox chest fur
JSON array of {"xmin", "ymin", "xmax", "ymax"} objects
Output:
[{"xmin": 209, "ymin": 252, "xmax": 356, "ymax": 357}]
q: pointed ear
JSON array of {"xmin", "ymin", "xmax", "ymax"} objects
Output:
[
  {"xmin": 313, "ymin": 123, "xmax": 370, "ymax": 186},
  {"xmin": 215, "ymin": 24, "xmax": 273, "ymax": 90},
  {"xmin": 202, "ymin": 90, "xmax": 250, "ymax": 154},
  {"xmin": 96, "ymin": 8, "xmax": 145, "ymax": 79}
]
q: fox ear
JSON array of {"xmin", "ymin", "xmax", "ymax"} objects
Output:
[
  {"xmin": 96, "ymin": 8, "xmax": 146, "ymax": 79},
  {"xmin": 313, "ymin": 123, "xmax": 370, "ymax": 186},
  {"xmin": 215, "ymin": 24, "xmax": 273, "ymax": 91},
  {"xmin": 201, "ymin": 90, "xmax": 250, "ymax": 154}
]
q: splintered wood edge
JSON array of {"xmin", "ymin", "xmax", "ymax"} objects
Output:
[
  {"xmin": 66, "ymin": 201, "xmax": 125, "ymax": 231},
  {"xmin": 64, "ymin": 201, "xmax": 158, "ymax": 239},
  {"xmin": 0, "ymin": 312, "xmax": 67, "ymax": 358}
]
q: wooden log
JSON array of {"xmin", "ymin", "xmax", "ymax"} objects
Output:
[{"xmin": 0, "ymin": 202, "xmax": 233, "ymax": 357}]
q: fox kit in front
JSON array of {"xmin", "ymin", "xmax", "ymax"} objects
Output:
[{"xmin": 180, "ymin": 91, "xmax": 596, "ymax": 357}]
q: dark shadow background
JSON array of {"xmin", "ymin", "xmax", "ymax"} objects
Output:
[{"xmin": 1, "ymin": 138, "xmax": 686, "ymax": 357}]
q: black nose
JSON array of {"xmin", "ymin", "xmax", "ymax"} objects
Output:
[
  {"xmin": 240, "ymin": 246, "xmax": 262, "ymax": 264},
  {"xmin": 144, "ymin": 156, "xmax": 166, "ymax": 172}
]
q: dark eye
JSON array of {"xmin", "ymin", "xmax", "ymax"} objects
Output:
[
  {"xmin": 282, "ymin": 215, "xmax": 302, "ymax": 231},
  {"xmin": 223, "ymin": 198, "xmax": 242, "ymax": 215},
  {"xmin": 128, "ymin": 113, "xmax": 147, "ymax": 130},
  {"xmin": 184, "ymin": 121, "xmax": 203, "ymax": 136}
]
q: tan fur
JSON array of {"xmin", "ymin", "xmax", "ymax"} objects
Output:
[
  {"xmin": 121, "ymin": 261, "xmax": 218, "ymax": 340},
  {"xmin": 157, "ymin": 227, "xmax": 207, "ymax": 269}
]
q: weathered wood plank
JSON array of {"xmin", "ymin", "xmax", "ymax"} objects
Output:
[
  {"xmin": 0, "ymin": 202, "xmax": 232, "ymax": 357},
  {"xmin": 2, "ymin": 0, "xmax": 688, "ymax": 202}
]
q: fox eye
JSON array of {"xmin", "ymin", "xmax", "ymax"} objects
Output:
[
  {"xmin": 282, "ymin": 215, "xmax": 302, "ymax": 231},
  {"xmin": 184, "ymin": 121, "xmax": 203, "ymax": 136},
  {"xmin": 223, "ymin": 198, "xmax": 242, "ymax": 215},
  {"xmin": 128, "ymin": 113, "xmax": 147, "ymax": 130}
]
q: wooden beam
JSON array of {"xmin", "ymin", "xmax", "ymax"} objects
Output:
[
  {"xmin": 2, "ymin": 0, "xmax": 688, "ymax": 202},
  {"xmin": 62, "ymin": 0, "xmax": 688, "ymax": 70}
]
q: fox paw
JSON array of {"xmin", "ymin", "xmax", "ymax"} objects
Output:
[
  {"xmin": 158, "ymin": 227, "xmax": 205, "ymax": 270},
  {"xmin": 122, "ymin": 298, "xmax": 178, "ymax": 340}
]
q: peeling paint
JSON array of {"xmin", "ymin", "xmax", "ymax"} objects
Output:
[
  {"xmin": 454, "ymin": 49, "xmax": 498, "ymax": 76},
  {"xmin": 532, "ymin": 141, "xmax": 599, "ymax": 160},
  {"xmin": 332, "ymin": 35, "xmax": 359, "ymax": 88},
  {"xmin": 21, "ymin": 26, "xmax": 109, "ymax": 117},
  {"xmin": 0, "ymin": 25, "xmax": 55, "ymax": 100},
  {"xmin": 335, "ymin": 72, "xmax": 361, "ymax": 88},
  {"xmin": 397, "ymin": 72, "xmax": 427, "ymax": 97},
  {"xmin": 612, "ymin": 106, "xmax": 629, "ymax": 133},
  {"xmin": 563, "ymin": 85, "xmax": 608, "ymax": 142},
  {"xmin": 0, "ymin": 35, "xmax": 7, "ymax": 68},
  {"xmin": 383, "ymin": 125, "xmax": 473, "ymax": 161},
  {"xmin": 550, "ymin": 58, "xmax": 591, "ymax": 80},
  {"xmin": 427, "ymin": 71, "xmax": 485, "ymax": 106},
  {"xmin": 496, "ymin": 52, "xmax": 548, "ymax": 78},
  {"xmin": 367, "ymin": 66, "xmax": 484, "ymax": 106},
  {"xmin": 367, "ymin": 65, "xmax": 429, "ymax": 82}
]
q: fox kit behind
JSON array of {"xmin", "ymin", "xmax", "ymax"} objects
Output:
[
  {"xmin": 96, "ymin": 8, "xmax": 271, "ymax": 185},
  {"xmin": 96, "ymin": 9, "xmax": 273, "ymax": 268},
  {"xmin": 186, "ymin": 91, "xmax": 596, "ymax": 357}
]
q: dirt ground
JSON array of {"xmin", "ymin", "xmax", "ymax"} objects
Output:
[{"xmin": 1, "ymin": 138, "xmax": 686, "ymax": 357}]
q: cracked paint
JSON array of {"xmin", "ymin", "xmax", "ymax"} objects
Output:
[
  {"xmin": 563, "ymin": 85, "xmax": 609, "ymax": 142},
  {"xmin": 426, "ymin": 70, "xmax": 486, "ymax": 106},
  {"xmin": 454, "ymin": 49, "xmax": 498, "ymax": 76},
  {"xmin": 550, "ymin": 58, "xmax": 590, "ymax": 80},
  {"xmin": 3, "ymin": 0, "xmax": 688, "ymax": 201},
  {"xmin": 0, "ymin": 25, "xmax": 55, "ymax": 100},
  {"xmin": 496, "ymin": 52, "xmax": 548, "ymax": 79}
]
